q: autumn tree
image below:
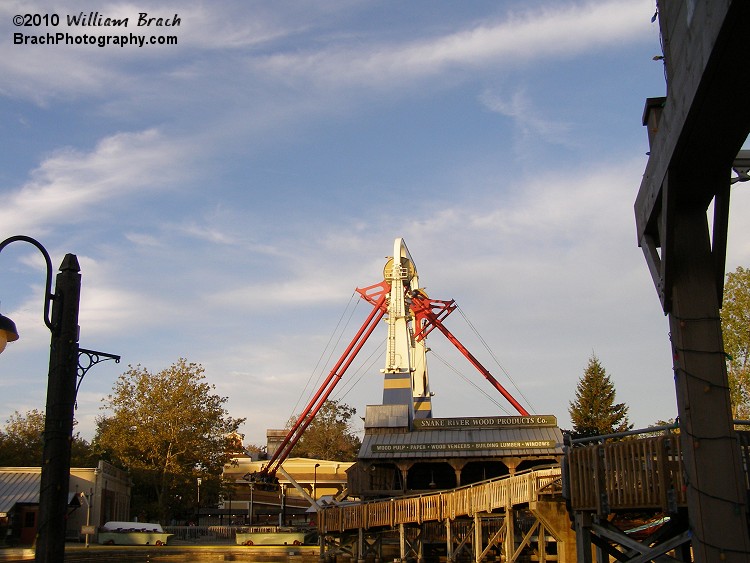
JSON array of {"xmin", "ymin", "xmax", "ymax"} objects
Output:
[
  {"xmin": 94, "ymin": 359, "xmax": 245, "ymax": 522},
  {"xmin": 568, "ymin": 354, "xmax": 632, "ymax": 439},
  {"xmin": 720, "ymin": 266, "xmax": 750, "ymax": 418},
  {"xmin": 0, "ymin": 409, "xmax": 96, "ymax": 467},
  {"xmin": 289, "ymin": 400, "xmax": 361, "ymax": 461}
]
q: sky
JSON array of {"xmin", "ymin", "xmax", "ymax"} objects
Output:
[{"xmin": 1, "ymin": 0, "xmax": 749, "ymax": 448}]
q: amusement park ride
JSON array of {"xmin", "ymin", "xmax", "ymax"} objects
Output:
[{"xmin": 249, "ymin": 238, "xmax": 532, "ymax": 489}]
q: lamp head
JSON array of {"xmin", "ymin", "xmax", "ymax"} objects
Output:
[{"xmin": 0, "ymin": 313, "xmax": 19, "ymax": 355}]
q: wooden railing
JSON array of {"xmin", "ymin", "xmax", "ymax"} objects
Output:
[
  {"xmin": 318, "ymin": 467, "xmax": 561, "ymax": 533},
  {"xmin": 565, "ymin": 434, "xmax": 686, "ymax": 514}
]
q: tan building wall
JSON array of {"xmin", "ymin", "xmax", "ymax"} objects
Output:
[
  {"xmin": 70, "ymin": 460, "xmax": 131, "ymax": 531},
  {"xmin": 222, "ymin": 457, "xmax": 354, "ymax": 525},
  {"xmin": 0, "ymin": 460, "xmax": 130, "ymax": 544}
]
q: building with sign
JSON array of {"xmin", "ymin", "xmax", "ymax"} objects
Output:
[
  {"xmin": 0, "ymin": 461, "xmax": 130, "ymax": 545},
  {"xmin": 348, "ymin": 405, "xmax": 563, "ymax": 499},
  {"xmin": 221, "ymin": 457, "xmax": 354, "ymax": 525}
]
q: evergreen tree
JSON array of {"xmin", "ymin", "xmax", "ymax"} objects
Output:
[{"xmin": 568, "ymin": 354, "xmax": 631, "ymax": 439}]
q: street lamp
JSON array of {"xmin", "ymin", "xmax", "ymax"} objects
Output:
[
  {"xmin": 248, "ymin": 482, "xmax": 254, "ymax": 526},
  {"xmin": 0, "ymin": 235, "xmax": 119, "ymax": 563},
  {"xmin": 0, "ymin": 312, "xmax": 19, "ymax": 353},
  {"xmin": 313, "ymin": 463, "xmax": 320, "ymax": 501},
  {"xmin": 197, "ymin": 477, "xmax": 202, "ymax": 526}
]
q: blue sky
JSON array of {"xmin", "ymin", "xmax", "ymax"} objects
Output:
[{"xmin": 1, "ymin": 0, "xmax": 749, "ymax": 447}]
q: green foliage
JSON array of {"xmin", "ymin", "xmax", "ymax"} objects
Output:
[
  {"xmin": 288, "ymin": 400, "xmax": 361, "ymax": 461},
  {"xmin": 720, "ymin": 266, "xmax": 750, "ymax": 418},
  {"xmin": 568, "ymin": 354, "xmax": 632, "ymax": 439},
  {"xmin": 0, "ymin": 409, "xmax": 96, "ymax": 467},
  {"xmin": 94, "ymin": 358, "xmax": 245, "ymax": 523}
]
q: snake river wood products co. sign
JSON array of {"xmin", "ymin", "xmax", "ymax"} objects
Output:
[{"xmin": 412, "ymin": 415, "xmax": 557, "ymax": 430}]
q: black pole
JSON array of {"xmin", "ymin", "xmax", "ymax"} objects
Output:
[{"xmin": 35, "ymin": 254, "xmax": 81, "ymax": 563}]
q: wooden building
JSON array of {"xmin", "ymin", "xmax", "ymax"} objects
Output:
[{"xmin": 348, "ymin": 404, "xmax": 563, "ymax": 499}]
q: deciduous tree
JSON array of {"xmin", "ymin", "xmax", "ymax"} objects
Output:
[
  {"xmin": 720, "ymin": 266, "xmax": 750, "ymax": 418},
  {"xmin": 289, "ymin": 400, "xmax": 360, "ymax": 461},
  {"xmin": 0, "ymin": 409, "xmax": 96, "ymax": 467},
  {"xmin": 94, "ymin": 358, "xmax": 245, "ymax": 522},
  {"xmin": 568, "ymin": 354, "xmax": 632, "ymax": 439}
]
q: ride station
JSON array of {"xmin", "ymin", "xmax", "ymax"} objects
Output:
[{"xmin": 239, "ymin": 238, "xmax": 570, "ymax": 561}]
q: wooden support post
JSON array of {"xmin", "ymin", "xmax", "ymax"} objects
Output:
[
  {"xmin": 474, "ymin": 513, "xmax": 482, "ymax": 563},
  {"xmin": 445, "ymin": 518, "xmax": 454, "ymax": 563},
  {"xmin": 573, "ymin": 513, "xmax": 592, "ymax": 563},
  {"xmin": 667, "ymin": 206, "xmax": 750, "ymax": 560},
  {"xmin": 595, "ymin": 522, "xmax": 607, "ymax": 563},
  {"xmin": 399, "ymin": 523, "xmax": 405, "ymax": 562},
  {"xmin": 506, "ymin": 505, "xmax": 517, "ymax": 562},
  {"xmin": 418, "ymin": 524, "xmax": 424, "ymax": 563},
  {"xmin": 357, "ymin": 527, "xmax": 364, "ymax": 563},
  {"xmin": 530, "ymin": 500, "xmax": 577, "ymax": 563}
]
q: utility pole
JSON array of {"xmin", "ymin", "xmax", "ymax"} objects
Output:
[{"xmin": 36, "ymin": 254, "xmax": 81, "ymax": 563}]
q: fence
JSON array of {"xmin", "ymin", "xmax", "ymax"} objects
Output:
[{"xmin": 566, "ymin": 434, "xmax": 686, "ymax": 515}]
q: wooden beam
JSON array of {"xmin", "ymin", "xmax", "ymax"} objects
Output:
[
  {"xmin": 668, "ymin": 208, "xmax": 750, "ymax": 560},
  {"xmin": 636, "ymin": 1, "xmax": 750, "ymax": 245}
]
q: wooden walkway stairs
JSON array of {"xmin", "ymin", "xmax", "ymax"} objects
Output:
[
  {"xmin": 318, "ymin": 466, "xmax": 573, "ymax": 562},
  {"xmin": 317, "ymin": 431, "xmax": 750, "ymax": 561}
]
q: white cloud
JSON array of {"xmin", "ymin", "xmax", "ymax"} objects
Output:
[
  {"xmin": 0, "ymin": 129, "xmax": 189, "ymax": 234},
  {"xmin": 254, "ymin": 1, "xmax": 653, "ymax": 90},
  {"xmin": 479, "ymin": 89, "xmax": 574, "ymax": 152},
  {"xmin": 1, "ymin": 0, "xmax": 654, "ymax": 113}
]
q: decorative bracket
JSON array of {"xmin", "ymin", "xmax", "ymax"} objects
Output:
[{"xmin": 76, "ymin": 347, "xmax": 121, "ymax": 399}]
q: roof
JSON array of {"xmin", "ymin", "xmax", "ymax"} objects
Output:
[
  {"xmin": 0, "ymin": 468, "xmax": 82, "ymax": 516},
  {"xmin": 358, "ymin": 418, "xmax": 564, "ymax": 460},
  {"xmin": 0, "ymin": 469, "xmax": 41, "ymax": 516}
]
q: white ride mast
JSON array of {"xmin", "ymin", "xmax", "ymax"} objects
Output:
[{"xmin": 381, "ymin": 238, "xmax": 432, "ymax": 418}]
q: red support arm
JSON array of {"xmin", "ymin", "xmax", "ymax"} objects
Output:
[
  {"xmin": 263, "ymin": 284, "xmax": 389, "ymax": 477},
  {"xmin": 411, "ymin": 295, "xmax": 530, "ymax": 417}
]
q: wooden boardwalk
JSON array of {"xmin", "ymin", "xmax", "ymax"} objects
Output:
[
  {"xmin": 317, "ymin": 431, "xmax": 750, "ymax": 561},
  {"xmin": 318, "ymin": 467, "xmax": 573, "ymax": 562},
  {"xmin": 318, "ymin": 467, "xmax": 561, "ymax": 533}
]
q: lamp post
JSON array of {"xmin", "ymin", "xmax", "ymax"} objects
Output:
[
  {"xmin": 313, "ymin": 463, "xmax": 320, "ymax": 502},
  {"xmin": 0, "ymin": 235, "xmax": 119, "ymax": 563},
  {"xmin": 197, "ymin": 477, "xmax": 202, "ymax": 525},
  {"xmin": 248, "ymin": 482, "xmax": 254, "ymax": 526},
  {"xmin": 279, "ymin": 483, "xmax": 287, "ymax": 527}
]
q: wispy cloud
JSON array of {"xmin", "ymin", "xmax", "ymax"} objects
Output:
[
  {"xmin": 479, "ymin": 89, "xmax": 574, "ymax": 152},
  {"xmin": 0, "ymin": 129, "xmax": 190, "ymax": 234},
  {"xmin": 1, "ymin": 1, "xmax": 653, "ymax": 108},
  {"xmin": 254, "ymin": 1, "xmax": 652, "ymax": 89}
]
